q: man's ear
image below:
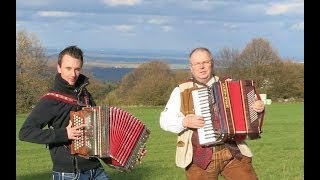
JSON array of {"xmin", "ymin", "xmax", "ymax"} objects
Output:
[
  {"xmin": 189, "ymin": 65, "xmax": 193, "ymax": 73},
  {"xmin": 57, "ymin": 64, "xmax": 61, "ymax": 73}
]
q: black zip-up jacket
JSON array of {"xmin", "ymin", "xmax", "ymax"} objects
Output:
[{"xmin": 19, "ymin": 73, "xmax": 102, "ymax": 173}]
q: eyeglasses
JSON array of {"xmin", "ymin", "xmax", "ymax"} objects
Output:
[{"xmin": 190, "ymin": 60, "xmax": 212, "ymax": 67}]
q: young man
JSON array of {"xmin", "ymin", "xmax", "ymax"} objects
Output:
[
  {"xmin": 159, "ymin": 47, "xmax": 265, "ymax": 180},
  {"xmin": 19, "ymin": 45, "xmax": 109, "ymax": 180}
]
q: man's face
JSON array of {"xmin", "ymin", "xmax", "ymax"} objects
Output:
[
  {"xmin": 57, "ymin": 54, "xmax": 82, "ymax": 86},
  {"xmin": 189, "ymin": 50, "xmax": 213, "ymax": 84}
]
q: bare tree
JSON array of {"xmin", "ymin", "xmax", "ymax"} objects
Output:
[
  {"xmin": 234, "ymin": 38, "xmax": 282, "ymax": 92},
  {"xmin": 215, "ymin": 47, "xmax": 240, "ymax": 77},
  {"xmin": 215, "ymin": 37, "xmax": 303, "ymax": 100}
]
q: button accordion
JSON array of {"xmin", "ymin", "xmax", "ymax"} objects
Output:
[
  {"xmin": 70, "ymin": 106, "xmax": 151, "ymax": 171},
  {"xmin": 192, "ymin": 80, "xmax": 265, "ymax": 146}
]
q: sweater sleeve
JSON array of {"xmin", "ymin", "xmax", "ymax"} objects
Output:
[{"xmin": 19, "ymin": 99, "xmax": 70, "ymax": 144}]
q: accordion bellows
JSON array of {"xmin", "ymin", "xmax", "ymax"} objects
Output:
[{"xmin": 70, "ymin": 106, "xmax": 150, "ymax": 171}]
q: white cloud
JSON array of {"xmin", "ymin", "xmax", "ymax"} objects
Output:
[
  {"xmin": 266, "ymin": 1, "xmax": 304, "ymax": 15},
  {"xmin": 16, "ymin": 0, "xmax": 304, "ymax": 60},
  {"xmin": 37, "ymin": 11, "xmax": 77, "ymax": 17},
  {"xmin": 187, "ymin": 0, "xmax": 227, "ymax": 11},
  {"xmin": 161, "ymin": 25, "xmax": 173, "ymax": 32},
  {"xmin": 102, "ymin": 0, "xmax": 142, "ymax": 6},
  {"xmin": 16, "ymin": 0, "xmax": 53, "ymax": 6},
  {"xmin": 223, "ymin": 23, "xmax": 238, "ymax": 30},
  {"xmin": 290, "ymin": 21, "xmax": 304, "ymax": 31},
  {"xmin": 147, "ymin": 17, "xmax": 172, "ymax": 25},
  {"xmin": 113, "ymin": 24, "xmax": 135, "ymax": 33},
  {"xmin": 192, "ymin": 20, "xmax": 209, "ymax": 25}
]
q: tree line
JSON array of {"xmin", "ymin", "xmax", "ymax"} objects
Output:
[{"xmin": 16, "ymin": 30, "xmax": 304, "ymax": 113}]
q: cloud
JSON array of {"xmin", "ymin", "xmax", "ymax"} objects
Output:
[
  {"xmin": 147, "ymin": 17, "xmax": 172, "ymax": 25},
  {"xmin": 102, "ymin": 0, "xmax": 142, "ymax": 6},
  {"xmin": 290, "ymin": 21, "xmax": 304, "ymax": 31},
  {"xmin": 113, "ymin": 24, "xmax": 135, "ymax": 33},
  {"xmin": 37, "ymin": 11, "xmax": 77, "ymax": 17},
  {"xmin": 16, "ymin": 0, "xmax": 53, "ymax": 7},
  {"xmin": 187, "ymin": 0, "xmax": 227, "ymax": 11},
  {"xmin": 16, "ymin": 0, "xmax": 304, "ymax": 60},
  {"xmin": 161, "ymin": 25, "xmax": 173, "ymax": 32},
  {"xmin": 223, "ymin": 23, "xmax": 239, "ymax": 30},
  {"xmin": 191, "ymin": 20, "xmax": 209, "ymax": 25},
  {"xmin": 265, "ymin": 1, "xmax": 304, "ymax": 15}
]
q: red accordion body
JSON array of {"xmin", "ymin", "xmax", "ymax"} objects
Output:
[
  {"xmin": 70, "ymin": 106, "xmax": 150, "ymax": 171},
  {"xmin": 192, "ymin": 80, "xmax": 265, "ymax": 146},
  {"xmin": 213, "ymin": 80, "xmax": 264, "ymax": 141}
]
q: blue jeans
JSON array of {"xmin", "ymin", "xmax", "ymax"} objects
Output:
[{"xmin": 52, "ymin": 166, "xmax": 109, "ymax": 180}]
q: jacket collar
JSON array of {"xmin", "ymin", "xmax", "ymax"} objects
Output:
[{"xmin": 52, "ymin": 73, "xmax": 89, "ymax": 96}]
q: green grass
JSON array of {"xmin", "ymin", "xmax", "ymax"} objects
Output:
[{"xmin": 16, "ymin": 103, "xmax": 304, "ymax": 180}]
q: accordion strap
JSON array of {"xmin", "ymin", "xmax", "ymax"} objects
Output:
[{"xmin": 41, "ymin": 92, "xmax": 82, "ymax": 106}]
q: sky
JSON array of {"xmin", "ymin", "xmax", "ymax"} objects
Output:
[{"xmin": 16, "ymin": 0, "xmax": 304, "ymax": 61}]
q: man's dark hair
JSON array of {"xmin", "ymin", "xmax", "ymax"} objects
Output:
[{"xmin": 58, "ymin": 45, "xmax": 84, "ymax": 67}]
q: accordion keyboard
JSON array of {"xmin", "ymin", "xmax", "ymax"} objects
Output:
[
  {"xmin": 72, "ymin": 114, "xmax": 84, "ymax": 150},
  {"xmin": 192, "ymin": 88, "xmax": 218, "ymax": 146},
  {"xmin": 71, "ymin": 113, "xmax": 91, "ymax": 151}
]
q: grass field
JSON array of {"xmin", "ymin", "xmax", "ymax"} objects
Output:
[{"xmin": 16, "ymin": 103, "xmax": 304, "ymax": 180}]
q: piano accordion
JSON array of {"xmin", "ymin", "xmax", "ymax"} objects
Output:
[
  {"xmin": 70, "ymin": 106, "xmax": 150, "ymax": 171},
  {"xmin": 192, "ymin": 80, "xmax": 265, "ymax": 146}
]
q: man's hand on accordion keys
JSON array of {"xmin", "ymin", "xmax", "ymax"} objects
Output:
[
  {"xmin": 182, "ymin": 114, "xmax": 205, "ymax": 129},
  {"xmin": 67, "ymin": 120, "xmax": 87, "ymax": 140}
]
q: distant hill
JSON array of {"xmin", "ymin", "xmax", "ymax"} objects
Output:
[
  {"xmin": 46, "ymin": 48, "xmax": 189, "ymax": 69},
  {"xmin": 84, "ymin": 67, "xmax": 190, "ymax": 82},
  {"xmin": 46, "ymin": 48, "xmax": 189, "ymax": 83},
  {"xmin": 86, "ymin": 67, "xmax": 134, "ymax": 82}
]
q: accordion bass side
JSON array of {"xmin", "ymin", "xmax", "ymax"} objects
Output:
[{"xmin": 70, "ymin": 106, "xmax": 151, "ymax": 171}]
